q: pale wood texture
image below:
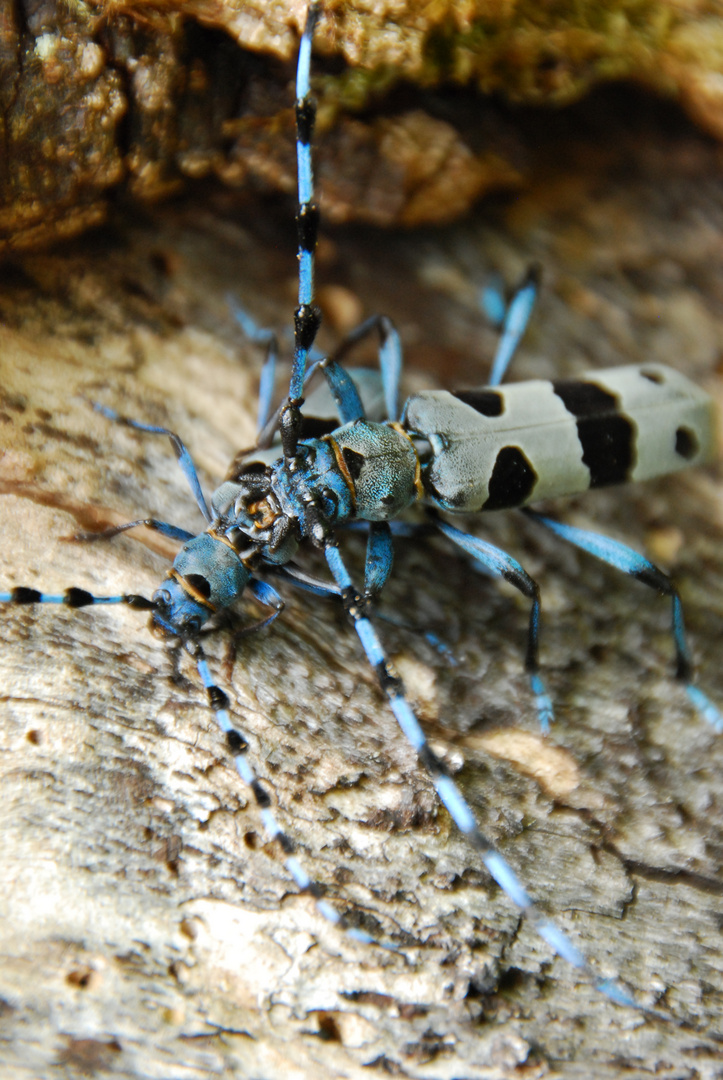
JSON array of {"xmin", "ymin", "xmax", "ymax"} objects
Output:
[{"xmin": 1, "ymin": 95, "xmax": 723, "ymax": 1078}]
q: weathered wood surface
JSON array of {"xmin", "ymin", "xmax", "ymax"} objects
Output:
[{"xmin": 1, "ymin": 94, "xmax": 723, "ymax": 1078}]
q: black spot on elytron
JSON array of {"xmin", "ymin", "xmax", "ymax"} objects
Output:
[
  {"xmin": 553, "ymin": 380, "xmax": 618, "ymax": 417},
  {"xmin": 553, "ymin": 379, "xmax": 634, "ymax": 486},
  {"xmin": 675, "ymin": 426, "xmax": 698, "ymax": 460},
  {"xmin": 342, "ymin": 446, "xmax": 365, "ymax": 480},
  {"xmin": 640, "ymin": 368, "xmax": 664, "ymax": 384},
  {"xmin": 483, "ymin": 446, "xmax": 537, "ymax": 510},
  {"xmin": 453, "ymin": 389, "xmax": 504, "ymax": 417}
]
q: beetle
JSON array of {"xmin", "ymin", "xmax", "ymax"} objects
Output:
[{"xmin": 2, "ymin": 4, "xmax": 722, "ymax": 1067}]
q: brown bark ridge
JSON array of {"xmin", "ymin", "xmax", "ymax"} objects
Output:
[
  {"xmin": 1, "ymin": 89, "xmax": 723, "ymax": 1078},
  {"xmin": 4, "ymin": 0, "xmax": 723, "ymax": 249}
]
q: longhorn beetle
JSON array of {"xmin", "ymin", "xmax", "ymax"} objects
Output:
[{"xmin": 2, "ymin": 1, "xmax": 721, "ymax": 1031}]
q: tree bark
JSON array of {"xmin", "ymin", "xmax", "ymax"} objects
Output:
[{"xmin": 1, "ymin": 94, "xmax": 723, "ymax": 1078}]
